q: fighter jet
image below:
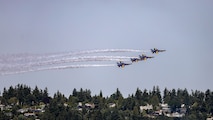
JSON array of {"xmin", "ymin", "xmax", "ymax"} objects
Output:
[
  {"xmin": 131, "ymin": 54, "xmax": 154, "ymax": 62},
  {"xmin": 139, "ymin": 54, "xmax": 154, "ymax": 61},
  {"xmin": 117, "ymin": 61, "xmax": 131, "ymax": 68},
  {"xmin": 130, "ymin": 58, "xmax": 141, "ymax": 62},
  {"xmin": 151, "ymin": 48, "xmax": 166, "ymax": 54}
]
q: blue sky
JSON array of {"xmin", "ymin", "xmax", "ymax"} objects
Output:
[{"xmin": 0, "ymin": 1, "xmax": 213, "ymax": 97}]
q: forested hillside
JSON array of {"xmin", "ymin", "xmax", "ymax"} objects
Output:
[{"xmin": 0, "ymin": 84, "xmax": 213, "ymax": 120}]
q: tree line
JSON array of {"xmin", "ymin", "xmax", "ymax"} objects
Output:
[{"xmin": 0, "ymin": 84, "xmax": 213, "ymax": 120}]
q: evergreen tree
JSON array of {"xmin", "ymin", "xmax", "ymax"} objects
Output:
[
  {"xmin": 142, "ymin": 89, "xmax": 149, "ymax": 104},
  {"xmin": 135, "ymin": 88, "xmax": 142, "ymax": 100},
  {"xmin": 72, "ymin": 88, "xmax": 77, "ymax": 97},
  {"xmin": 163, "ymin": 88, "xmax": 170, "ymax": 103},
  {"xmin": 0, "ymin": 111, "xmax": 10, "ymax": 120},
  {"xmin": 183, "ymin": 88, "xmax": 190, "ymax": 105},
  {"xmin": 42, "ymin": 87, "xmax": 50, "ymax": 104},
  {"xmin": 33, "ymin": 86, "xmax": 41, "ymax": 104},
  {"xmin": 99, "ymin": 90, "xmax": 103, "ymax": 98},
  {"xmin": 156, "ymin": 86, "xmax": 162, "ymax": 103},
  {"xmin": 7, "ymin": 86, "xmax": 15, "ymax": 99},
  {"xmin": 2, "ymin": 88, "xmax": 8, "ymax": 104}
]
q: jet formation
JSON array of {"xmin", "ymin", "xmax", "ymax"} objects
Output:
[{"xmin": 117, "ymin": 48, "xmax": 166, "ymax": 68}]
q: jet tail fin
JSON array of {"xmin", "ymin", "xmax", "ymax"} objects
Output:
[{"xmin": 151, "ymin": 49, "xmax": 154, "ymax": 53}]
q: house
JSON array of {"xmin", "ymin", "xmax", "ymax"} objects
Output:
[
  {"xmin": 17, "ymin": 108, "xmax": 28, "ymax": 113},
  {"xmin": 85, "ymin": 103, "xmax": 95, "ymax": 109},
  {"xmin": 154, "ymin": 110, "xmax": 163, "ymax": 116},
  {"xmin": 64, "ymin": 103, "xmax": 68, "ymax": 107},
  {"xmin": 108, "ymin": 103, "xmax": 116, "ymax": 108},
  {"xmin": 207, "ymin": 117, "xmax": 213, "ymax": 120},
  {"xmin": 24, "ymin": 112, "xmax": 35, "ymax": 117},
  {"xmin": 77, "ymin": 102, "xmax": 83, "ymax": 111},
  {"xmin": 179, "ymin": 104, "xmax": 187, "ymax": 114},
  {"xmin": 140, "ymin": 104, "xmax": 153, "ymax": 113},
  {"xmin": 160, "ymin": 103, "xmax": 171, "ymax": 114},
  {"xmin": 0, "ymin": 104, "xmax": 5, "ymax": 111},
  {"xmin": 170, "ymin": 112, "xmax": 184, "ymax": 117}
]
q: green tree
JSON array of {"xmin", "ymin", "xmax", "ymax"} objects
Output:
[
  {"xmin": 156, "ymin": 86, "xmax": 162, "ymax": 103},
  {"xmin": 72, "ymin": 88, "xmax": 77, "ymax": 97},
  {"xmin": 92, "ymin": 110, "xmax": 103, "ymax": 120},
  {"xmin": 99, "ymin": 90, "xmax": 103, "ymax": 98},
  {"xmin": 68, "ymin": 95, "xmax": 78, "ymax": 108},
  {"xmin": 92, "ymin": 95, "xmax": 105, "ymax": 110},
  {"xmin": 42, "ymin": 87, "xmax": 50, "ymax": 104},
  {"xmin": 7, "ymin": 86, "xmax": 15, "ymax": 99},
  {"xmin": 163, "ymin": 88, "xmax": 170, "ymax": 103},
  {"xmin": 110, "ymin": 88, "xmax": 123, "ymax": 101},
  {"xmin": 142, "ymin": 89, "xmax": 149, "ymax": 104},
  {"xmin": 135, "ymin": 88, "xmax": 143, "ymax": 106},
  {"xmin": 33, "ymin": 86, "xmax": 41, "ymax": 104},
  {"xmin": 135, "ymin": 88, "xmax": 142, "ymax": 101},
  {"xmin": 0, "ymin": 111, "xmax": 10, "ymax": 120},
  {"xmin": 8, "ymin": 97, "xmax": 18, "ymax": 105},
  {"xmin": 109, "ymin": 88, "xmax": 123, "ymax": 109},
  {"xmin": 150, "ymin": 95, "xmax": 160, "ymax": 110}
]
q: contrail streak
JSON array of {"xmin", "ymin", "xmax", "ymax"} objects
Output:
[
  {"xmin": 0, "ymin": 64, "xmax": 116, "ymax": 75},
  {"xmin": 46, "ymin": 49, "xmax": 148, "ymax": 59},
  {"xmin": 30, "ymin": 56, "xmax": 127, "ymax": 67},
  {"xmin": 1, "ymin": 56, "xmax": 133, "ymax": 67},
  {"xmin": 0, "ymin": 49, "xmax": 146, "ymax": 75},
  {"xmin": 0, "ymin": 49, "xmax": 147, "ymax": 63},
  {"xmin": 0, "ymin": 56, "xmax": 132, "ymax": 75},
  {"xmin": 71, "ymin": 49, "xmax": 146, "ymax": 55}
]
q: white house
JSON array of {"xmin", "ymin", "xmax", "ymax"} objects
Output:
[
  {"xmin": 140, "ymin": 104, "xmax": 153, "ymax": 113},
  {"xmin": 0, "ymin": 104, "xmax": 5, "ymax": 111}
]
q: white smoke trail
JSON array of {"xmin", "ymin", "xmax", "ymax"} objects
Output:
[
  {"xmin": 46, "ymin": 49, "xmax": 148, "ymax": 59},
  {"xmin": 71, "ymin": 49, "xmax": 146, "ymax": 55},
  {"xmin": 0, "ymin": 64, "xmax": 116, "ymax": 75},
  {"xmin": 1, "ymin": 56, "xmax": 134, "ymax": 68},
  {"xmin": 0, "ymin": 49, "xmax": 145, "ymax": 75},
  {"xmin": 0, "ymin": 49, "xmax": 147, "ymax": 63},
  {"xmin": 0, "ymin": 55, "xmax": 134, "ymax": 75}
]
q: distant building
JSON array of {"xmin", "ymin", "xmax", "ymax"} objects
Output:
[
  {"xmin": 179, "ymin": 104, "xmax": 187, "ymax": 114},
  {"xmin": 207, "ymin": 117, "xmax": 213, "ymax": 120},
  {"xmin": 166, "ymin": 112, "xmax": 184, "ymax": 118},
  {"xmin": 77, "ymin": 102, "xmax": 83, "ymax": 111},
  {"xmin": 160, "ymin": 103, "xmax": 171, "ymax": 114},
  {"xmin": 17, "ymin": 108, "xmax": 28, "ymax": 113},
  {"xmin": 85, "ymin": 103, "xmax": 95, "ymax": 109},
  {"xmin": 140, "ymin": 104, "xmax": 153, "ymax": 113},
  {"xmin": 108, "ymin": 103, "xmax": 116, "ymax": 108},
  {"xmin": 64, "ymin": 103, "xmax": 68, "ymax": 107},
  {"xmin": 0, "ymin": 104, "xmax": 5, "ymax": 111},
  {"xmin": 154, "ymin": 110, "xmax": 163, "ymax": 116},
  {"xmin": 160, "ymin": 103, "xmax": 186, "ymax": 117},
  {"xmin": 24, "ymin": 112, "xmax": 35, "ymax": 117}
]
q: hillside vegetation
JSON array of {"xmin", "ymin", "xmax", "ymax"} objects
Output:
[{"xmin": 0, "ymin": 84, "xmax": 213, "ymax": 120}]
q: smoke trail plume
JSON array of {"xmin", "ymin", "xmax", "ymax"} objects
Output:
[
  {"xmin": 0, "ymin": 49, "xmax": 147, "ymax": 63},
  {"xmin": 1, "ymin": 56, "xmax": 133, "ymax": 68},
  {"xmin": 0, "ymin": 49, "xmax": 146, "ymax": 75},
  {"xmin": 0, "ymin": 64, "xmax": 116, "ymax": 75}
]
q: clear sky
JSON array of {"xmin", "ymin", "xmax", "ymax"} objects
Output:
[{"xmin": 0, "ymin": 1, "xmax": 213, "ymax": 97}]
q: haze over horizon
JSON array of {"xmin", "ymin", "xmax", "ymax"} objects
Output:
[{"xmin": 0, "ymin": 1, "xmax": 213, "ymax": 97}]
